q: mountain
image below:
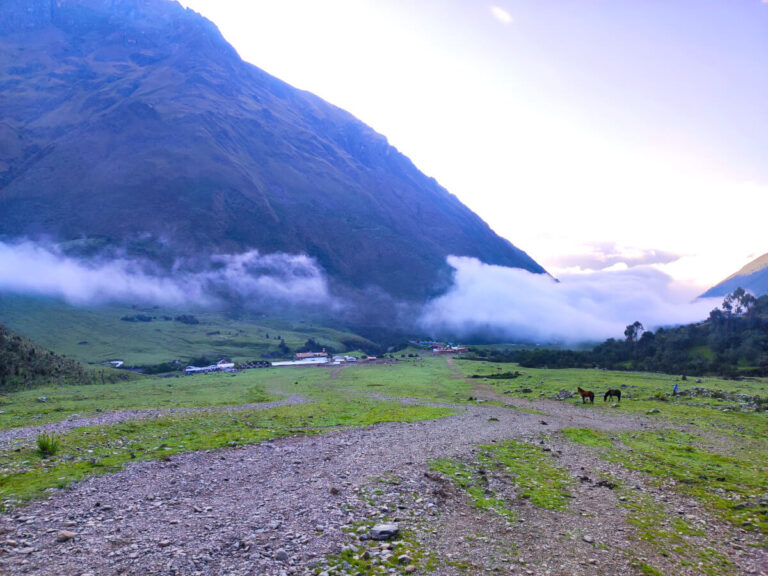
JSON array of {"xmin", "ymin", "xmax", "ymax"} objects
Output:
[
  {"xmin": 701, "ymin": 253, "xmax": 768, "ymax": 299},
  {"xmin": 0, "ymin": 0, "xmax": 546, "ymax": 304}
]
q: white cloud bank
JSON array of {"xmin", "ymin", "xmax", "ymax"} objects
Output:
[
  {"xmin": 0, "ymin": 241, "xmax": 331, "ymax": 307},
  {"xmin": 420, "ymin": 256, "xmax": 720, "ymax": 343}
]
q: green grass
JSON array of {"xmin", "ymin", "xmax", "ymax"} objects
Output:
[
  {"xmin": 615, "ymin": 430, "xmax": 768, "ymax": 535},
  {"xmin": 455, "ymin": 359, "xmax": 768, "ymax": 439},
  {"xmin": 561, "ymin": 428, "xmax": 614, "ymax": 448},
  {"xmin": 0, "ymin": 294, "xmax": 376, "ymax": 365},
  {"xmin": 616, "ymin": 483, "xmax": 735, "ymax": 576},
  {"xmin": 35, "ymin": 432, "xmax": 59, "ymax": 457},
  {"xmin": 430, "ymin": 438, "xmax": 572, "ymax": 521},
  {"xmin": 0, "ymin": 356, "xmax": 472, "ymax": 431},
  {"xmin": 562, "ymin": 428, "xmax": 768, "ymax": 537},
  {"xmin": 330, "ymin": 356, "xmax": 474, "ymax": 403},
  {"xmin": 429, "ymin": 457, "xmax": 516, "ymax": 521},
  {"xmin": 0, "ymin": 372, "xmax": 284, "ymax": 430},
  {"xmin": 0, "ymin": 395, "xmax": 454, "ymax": 507}
]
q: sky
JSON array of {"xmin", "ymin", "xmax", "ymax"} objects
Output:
[{"xmin": 177, "ymin": 0, "xmax": 768, "ymax": 292}]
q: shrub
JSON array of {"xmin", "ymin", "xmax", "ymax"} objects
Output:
[{"xmin": 36, "ymin": 432, "xmax": 60, "ymax": 457}]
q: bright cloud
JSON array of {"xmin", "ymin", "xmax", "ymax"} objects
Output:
[
  {"xmin": 490, "ymin": 5, "xmax": 513, "ymax": 25},
  {"xmin": 549, "ymin": 243, "xmax": 682, "ymax": 273},
  {"xmin": 0, "ymin": 241, "xmax": 332, "ymax": 308},
  {"xmin": 419, "ymin": 256, "xmax": 718, "ymax": 343}
]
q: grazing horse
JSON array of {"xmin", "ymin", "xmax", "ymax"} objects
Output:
[
  {"xmin": 604, "ymin": 389, "xmax": 621, "ymax": 402},
  {"xmin": 577, "ymin": 387, "xmax": 595, "ymax": 404}
]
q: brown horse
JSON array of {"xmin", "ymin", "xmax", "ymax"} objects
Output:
[{"xmin": 577, "ymin": 387, "xmax": 594, "ymax": 404}]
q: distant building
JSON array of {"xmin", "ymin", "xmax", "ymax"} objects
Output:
[
  {"xmin": 272, "ymin": 357, "xmax": 329, "ymax": 367},
  {"xmin": 294, "ymin": 350, "xmax": 328, "ymax": 360},
  {"xmin": 185, "ymin": 359, "xmax": 236, "ymax": 375},
  {"xmin": 432, "ymin": 346, "xmax": 468, "ymax": 355}
]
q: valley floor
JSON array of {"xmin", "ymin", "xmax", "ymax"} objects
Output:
[{"xmin": 0, "ymin": 359, "xmax": 766, "ymax": 575}]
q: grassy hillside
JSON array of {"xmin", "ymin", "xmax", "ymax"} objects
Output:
[
  {"xmin": 0, "ymin": 321, "xmax": 132, "ymax": 392},
  {"xmin": 0, "ymin": 295, "xmax": 378, "ymax": 366}
]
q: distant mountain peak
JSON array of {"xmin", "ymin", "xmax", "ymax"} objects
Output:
[{"xmin": 700, "ymin": 252, "xmax": 768, "ymax": 298}]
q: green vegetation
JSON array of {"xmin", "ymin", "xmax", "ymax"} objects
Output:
[
  {"xmin": 35, "ymin": 432, "xmax": 59, "ymax": 457},
  {"xmin": 0, "ymin": 322, "xmax": 130, "ymax": 391},
  {"xmin": 1, "ymin": 348, "xmax": 765, "ymax": 576},
  {"xmin": 0, "ymin": 396, "xmax": 453, "ymax": 507},
  {"xmin": 430, "ymin": 439, "xmax": 572, "ymax": 520},
  {"xmin": 617, "ymin": 484, "xmax": 735, "ymax": 576},
  {"xmin": 615, "ymin": 430, "xmax": 768, "ymax": 535},
  {"xmin": 468, "ymin": 290, "xmax": 768, "ymax": 378},
  {"xmin": 323, "ymin": 523, "xmax": 436, "ymax": 575},
  {"xmin": 455, "ymin": 358, "xmax": 768, "ymax": 438},
  {"xmin": 331, "ymin": 357, "xmax": 474, "ymax": 403},
  {"xmin": 0, "ymin": 373, "xmax": 281, "ymax": 431},
  {"xmin": 0, "ymin": 355, "xmax": 470, "ymax": 432},
  {"xmin": 561, "ymin": 428, "xmax": 613, "ymax": 448},
  {"xmin": 563, "ymin": 428, "xmax": 768, "ymax": 538},
  {"xmin": 429, "ymin": 457, "xmax": 515, "ymax": 521},
  {"xmin": 0, "ymin": 295, "xmax": 379, "ymax": 366}
]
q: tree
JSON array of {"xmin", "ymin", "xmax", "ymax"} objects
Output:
[
  {"xmin": 722, "ymin": 287, "xmax": 757, "ymax": 317},
  {"xmin": 624, "ymin": 321, "xmax": 645, "ymax": 344}
]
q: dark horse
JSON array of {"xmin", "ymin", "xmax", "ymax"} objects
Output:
[
  {"xmin": 604, "ymin": 389, "xmax": 621, "ymax": 402},
  {"xmin": 577, "ymin": 387, "xmax": 594, "ymax": 404}
]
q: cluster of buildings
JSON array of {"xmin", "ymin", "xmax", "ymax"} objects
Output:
[
  {"xmin": 408, "ymin": 340, "xmax": 468, "ymax": 355},
  {"xmin": 271, "ymin": 352, "xmax": 364, "ymax": 367},
  {"xmin": 185, "ymin": 359, "xmax": 236, "ymax": 375},
  {"xmin": 184, "ymin": 348, "xmax": 383, "ymax": 375}
]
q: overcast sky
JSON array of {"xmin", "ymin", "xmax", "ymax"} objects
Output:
[{"xmin": 180, "ymin": 0, "xmax": 768, "ymax": 292}]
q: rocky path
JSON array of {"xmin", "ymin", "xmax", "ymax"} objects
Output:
[
  {"xmin": 1, "ymin": 396, "xmax": 764, "ymax": 576},
  {"xmin": 0, "ymin": 394, "xmax": 308, "ymax": 450}
]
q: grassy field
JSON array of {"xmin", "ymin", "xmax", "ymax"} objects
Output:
[
  {"xmin": 454, "ymin": 358, "xmax": 768, "ymax": 439},
  {"xmin": 0, "ymin": 393, "xmax": 453, "ymax": 506},
  {"xmin": 0, "ymin": 354, "xmax": 473, "ymax": 431},
  {"xmin": 1, "ymin": 354, "xmax": 766, "ymax": 570},
  {"xmin": 0, "ymin": 295, "xmax": 377, "ymax": 365}
]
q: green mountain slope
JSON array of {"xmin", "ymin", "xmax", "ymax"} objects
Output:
[
  {"xmin": 0, "ymin": 321, "xmax": 90, "ymax": 390},
  {"xmin": 0, "ymin": 295, "xmax": 378, "ymax": 366},
  {"xmin": 701, "ymin": 253, "xmax": 768, "ymax": 298},
  {"xmin": 0, "ymin": 0, "xmax": 545, "ymax": 302}
]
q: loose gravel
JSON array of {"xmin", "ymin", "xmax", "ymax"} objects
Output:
[
  {"xmin": 0, "ymin": 394, "xmax": 307, "ymax": 450},
  {"xmin": 0, "ymin": 398, "xmax": 765, "ymax": 575}
]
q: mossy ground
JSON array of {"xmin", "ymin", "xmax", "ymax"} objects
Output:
[
  {"xmin": 564, "ymin": 427, "xmax": 768, "ymax": 537},
  {"xmin": 430, "ymin": 438, "xmax": 572, "ymax": 521},
  {"xmin": 1, "ymin": 356, "xmax": 766, "ymax": 574},
  {"xmin": 0, "ymin": 356, "xmax": 471, "ymax": 431},
  {"xmin": 0, "ymin": 396, "xmax": 453, "ymax": 507}
]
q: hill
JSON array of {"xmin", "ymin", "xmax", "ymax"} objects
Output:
[
  {"xmin": 701, "ymin": 252, "xmax": 768, "ymax": 298},
  {"xmin": 0, "ymin": 0, "xmax": 545, "ymax": 306},
  {"xmin": 0, "ymin": 294, "xmax": 380, "ymax": 367},
  {"xmin": 0, "ymin": 321, "xmax": 93, "ymax": 390}
]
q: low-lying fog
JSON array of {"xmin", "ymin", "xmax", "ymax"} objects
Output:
[{"xmin": 0, "ymin": 241, "xmax": 718, "ymax": 343}]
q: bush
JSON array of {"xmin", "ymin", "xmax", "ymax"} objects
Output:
[{"xmin": 36, "ymin": 432, "xmax": 60, "ymax": 457}]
